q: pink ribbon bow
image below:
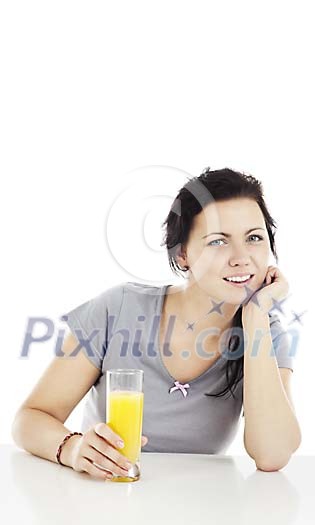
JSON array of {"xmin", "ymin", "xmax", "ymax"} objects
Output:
[{"xmin": 169, "ymin": 381, "xmax": 190, "ymax": 398}]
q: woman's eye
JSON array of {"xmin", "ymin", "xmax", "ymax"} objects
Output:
[
  {"xmin": 207, "ymin": 239, "xmax": 225, "ymax": 246},
  {"xmin": 248, "ymin": 234, "xmax": 263, "ymax": 242},
  {"xmin": 207, "ymin": 235, "xmax": 263, "ymax": 246}
]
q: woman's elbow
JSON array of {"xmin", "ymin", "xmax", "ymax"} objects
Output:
[{"xmin": 255, "ymin": 454, "xmax": 291, "ymax": 472}]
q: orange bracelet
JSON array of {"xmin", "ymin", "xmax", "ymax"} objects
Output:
[{"xmin": 56, "ymin": 432, "xmax": 83, "ymax": 466}]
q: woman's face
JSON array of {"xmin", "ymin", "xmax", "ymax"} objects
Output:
[{"xmin": 180, "ymin": 198, "xmax": 272, "ymax": 305}]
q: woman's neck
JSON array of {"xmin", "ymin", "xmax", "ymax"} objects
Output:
[{"xmin": 165, "ymin": 282, "xmax": 239, "ymax": 336}]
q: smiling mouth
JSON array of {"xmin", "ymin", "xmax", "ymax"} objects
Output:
[{"xmin": 223, "ymin": 275, "xmax": 254, "ymax": 286}]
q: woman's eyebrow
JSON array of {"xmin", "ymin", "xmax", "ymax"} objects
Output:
[{"xmin": 202, "ymin": 227, "xmax": 265, "ymax": 239}]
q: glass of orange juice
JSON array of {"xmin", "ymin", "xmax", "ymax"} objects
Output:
[{"xmin": 106, "ymin": 369, "xmax": 144, "ymax": 482}]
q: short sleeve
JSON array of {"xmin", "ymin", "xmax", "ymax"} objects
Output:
[
  {"xmin": 269, "ymin": 312, "xmax": 296, "ymax": 373},
  {"xmin": 61, "ymin": 283, "xmax": 124, "ymax": 371}
]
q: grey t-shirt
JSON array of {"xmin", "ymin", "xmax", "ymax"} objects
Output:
[{"xmin": 62, "ymin": 281, "xmax": 294, "ymax": 454}]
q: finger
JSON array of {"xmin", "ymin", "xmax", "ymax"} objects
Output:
[
  {"xmin": 265, "ymin": 267, "xmax": 275, "ymax": 284},
  {"xmin": 141, "ymin": 436, "xmax": 148, "ymax": 446},
  {"xmin": 90, "ymin": 430, "xmax": 133, "ymax": 471},
  {"xmin": 94, "ymin": 422, "xmax": 124, "ymax": 448},
  {"xmin": 81, "ymin": 457, "xmax": 114, "ymax": 480},
  {"xmin": 85, "ymin": 445, "xmax": 130, "ymax": 477},
  {"xmin": 268, "ymin": 268, "xmax": 279, "ymax": 284}
]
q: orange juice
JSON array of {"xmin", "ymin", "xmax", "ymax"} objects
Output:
[{"xmin": 106, "ymin": 390, "xmax": 144, "ymax": 468}]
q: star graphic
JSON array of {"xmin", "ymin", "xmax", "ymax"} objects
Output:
[
  {"xmin": 241, "ymin": 284, "xmax": 261, "ymax": 308},
  {"xmin": 269, "ymin": 296, "xmax": 289, "ymax": 315},
  {"xmin": 185, "ymin": 322, "xmax": 197, "ymax": 331},
  {"xmin": 205, "ymin": 300, "xmax": 225, "ymax": 317},
  {"xmin": 288, "ymin": 309, "xmax": 308, "ymax": 326}
]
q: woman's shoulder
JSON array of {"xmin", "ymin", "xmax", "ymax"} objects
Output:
[
  {"xmin": 70, "ymin": 281, "xmax": 167, "ymax": 314},
  {"xmin": 123, "ymin": 280, "xmax": 168, "ymax": 306},
  {"xmin": 124, "ymin": 280, "xmax": 166, "ymax": 294}
]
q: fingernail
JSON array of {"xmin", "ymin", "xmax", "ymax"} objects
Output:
[{"xmin": 117, "ymin": 440, "xmax": 124, "ymax": 448}]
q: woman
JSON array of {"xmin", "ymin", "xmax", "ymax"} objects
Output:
[{"xmin": 11, "ymin": 167, "xmax": 302, "ymax": 479}]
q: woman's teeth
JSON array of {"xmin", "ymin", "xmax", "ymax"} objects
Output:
[{"xmin": 223, "ymin": 275, "xmax": 253, "ymax": 286}]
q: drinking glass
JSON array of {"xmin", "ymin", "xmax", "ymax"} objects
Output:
[{"xmin": 106, "ymin": 369, "xmax": 144, "ymax": 482}]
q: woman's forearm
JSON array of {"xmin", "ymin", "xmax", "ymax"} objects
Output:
[
  {"xmin": 242, "ymin": 307, "xmax": 301, "ymax": 468},
  {"xmin": 11, "ymin": 407, "xmax": 81, "ymax": 467}
]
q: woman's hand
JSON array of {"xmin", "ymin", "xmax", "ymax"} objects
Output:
[
  {"xmin": 242, "ymin": 265, "xmax": 290, "ymax": 318},
  {"xmin": 67, "ymin": 422, "xmax": 148, "ymax": 480}
]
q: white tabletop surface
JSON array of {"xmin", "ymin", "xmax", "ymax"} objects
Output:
[{"xmin": 0, "ymin": 444, "xmax": 312, "ymax": 525}]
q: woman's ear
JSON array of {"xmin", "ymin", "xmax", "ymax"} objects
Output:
[{"xmin": 175, "ymin": 245, "xmax": 188, "ymax": 269}]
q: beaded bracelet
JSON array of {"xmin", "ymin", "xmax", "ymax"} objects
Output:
[{"xmin": 56, "ymin": 431, "xmax": 83, "ymax": 466}]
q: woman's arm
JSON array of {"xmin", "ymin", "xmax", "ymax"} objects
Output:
[
  {"xmin": 11, "ymin": 332, "xmax": 101, "ymax": 467},
  {"xmin": 12, "ymin": 407, "xmax": 82, "ymax": 467},
  {"xmin": 242, "ymin": 305, "xmax": 302, "ymax": 471}
]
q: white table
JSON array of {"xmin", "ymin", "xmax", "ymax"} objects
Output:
[{"xmin": 0, "ymin": 444, "xmax": 312, "ymax": 524}]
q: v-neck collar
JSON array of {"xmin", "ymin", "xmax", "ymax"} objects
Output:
[{"xmin": 155, "ymin": 284, "xmax": 226, "ymax": 385}]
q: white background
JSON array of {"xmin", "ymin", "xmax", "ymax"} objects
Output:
[{"xmin": 0, "ymin": 0, "xmax": 313, "ymax": 454}]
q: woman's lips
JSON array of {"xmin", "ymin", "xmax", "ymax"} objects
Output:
[{"xmin": 223, "ymin": 275, "xmax": 254, "ymax": 287}]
